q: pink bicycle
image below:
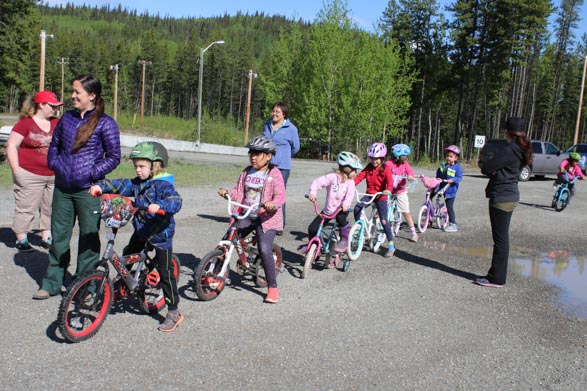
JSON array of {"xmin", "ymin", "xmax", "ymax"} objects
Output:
[{"xmin": 417, "ymin": 175, "xmax": 449, "ymax": 232}]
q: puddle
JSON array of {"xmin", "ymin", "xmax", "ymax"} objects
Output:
[{"xmin": 420, "ymin": 241, "xmax": 587, "ymax": 319}]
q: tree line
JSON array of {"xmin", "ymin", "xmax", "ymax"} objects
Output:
[{"xmin": 0, "ymin": 0, "xmax": 585, "ymax": 161}]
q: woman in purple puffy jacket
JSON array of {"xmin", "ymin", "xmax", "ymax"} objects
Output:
[{"xmin": 34, "ymin": 74, "xmax": 121, "ymax": 300}]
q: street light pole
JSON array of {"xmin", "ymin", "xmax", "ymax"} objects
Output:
[
  {"xmin": 244, "ymin": 69, "xmax": 257, "ymax": 145},
  {"xmin": 57, "ymin": 57, "xmax": 68, "ymax": 102},
  {"xmin": 39, "ymin": 30, "xmax": 54, "ymax": 91},
  {"xmin": 574, "ymin": 55, "xmax": 587, "ymax": 145},
  {"xmin": 196, "ymin": 40, "xmax": 225, "ymax": 146},
  {"xmin": 109, "ymin": 64, "xmax": 119, "ymax": 121},
  {"xmin": 138, "ymin": 60, "xmax": 152, "ymax": 128}
]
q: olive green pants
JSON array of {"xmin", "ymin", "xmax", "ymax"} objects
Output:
[{"xmin": 41, "ymin": 187, "xmax": 101, "ymax": 295}]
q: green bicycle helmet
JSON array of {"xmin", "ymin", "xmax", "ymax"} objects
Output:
[
  {"xmin": 130, "ymin": 141, "xmax": 169, "ymax": 167},
  {"xmin": 569, "ymin": 152, "xmax": 581, "ymax": 161}
]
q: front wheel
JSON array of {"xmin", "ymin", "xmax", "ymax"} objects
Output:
[
  {"xmin": 417, "ymin": 204, "xmax": 430, "ymax": 233},
  {"xmin": 254, "ymin": 243, "xmax": 283, "ymax": 288},
  {"xmin": 347, "ymin": 223, "xmax": 364, "ymax": 261},
  {"xmin": 140, "ymin": 254, "xmax": 181, "ymax": 313},
  {"xmin": 436, "ymin": 205, "xmax": 449, "ymax": 229},
  {"xmin": 302, "ymin": 243, "xmax": 318, "ymax": 279},
  {"xmin": 58, "ymin": 270, "xmax": 113, "ymax": 343},
  {"xmin": 519, "ymin": 165, "xmax": 531, "ymax": 182},
  {"xmin": 554, "ymin": 188, "xmax": 570, "ymax": 212},
  {"xmin": 194, "ymin": 249, "xmax": 228, "ymax": 301}
]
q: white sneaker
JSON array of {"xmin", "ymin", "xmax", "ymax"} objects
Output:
[
  {"xmin": 444, "ymin": 224, "xmax": 458, "ymax": 233},
  {"xmin": 409, "ymin": 232, "xmax": 419, "ymax": 242}
]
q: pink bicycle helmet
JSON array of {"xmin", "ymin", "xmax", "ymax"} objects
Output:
[
  {"xmin": 445, "ymin": 145, "xmax": 460, "ymax": 155},
  {"xmin": 368, "ymin": 142, "xmax": 387, "ymax": 158}
]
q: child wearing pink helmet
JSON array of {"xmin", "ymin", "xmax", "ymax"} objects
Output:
[{"xmin": 436, "ymin": 145, "xmax": 463, "ymax": 232}]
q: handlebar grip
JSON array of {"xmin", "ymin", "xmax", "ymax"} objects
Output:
[{"xmin": 155, "ymin": 209, "xmax": 166, "ymax": 216}]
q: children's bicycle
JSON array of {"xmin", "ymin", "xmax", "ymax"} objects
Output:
[
  {"xmin": 58, "ymin": 194, "xmax": 181, "ymax": 343},
  {"xmin": 551, "ymin": 172, "xmax": 577, "ymax": 212},
  {"xmin": 193, "ymin": 195, "xmax": 283, "ymax": 301},
  {"xmin": 302, "ymin": 196, "xmax": 348, "ymax": 278},
  {"xmin": 348, "ymin": 192, "xmax": 401, "ymax": 260},
  {"xmin": 417, "ymin": 175, "xmax": 449, "ymax": 233}
]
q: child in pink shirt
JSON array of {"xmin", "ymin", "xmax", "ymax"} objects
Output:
[
  {"xmin": 557, "ymin": 152, "xmax": 585, "ymax": 197},
  {"xmin": 386, "ymin": 144, "xmax": 419, "ymax": 242},
  {"xmin": 307, "ymin": 152, "xmax": 362, "ymax": 252}
]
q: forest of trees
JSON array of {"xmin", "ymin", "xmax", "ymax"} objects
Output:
[{"xmin": 0, "ymin": 0, "xmax": 586, "ymax": 162}]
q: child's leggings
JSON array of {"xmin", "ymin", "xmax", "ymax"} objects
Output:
[
  {"xmin": 238, "ymin": 218, "xmax": 278, "ymax": 288},
  {"xmin": 307, "ymin": 210, "xmax": 349, "ymax": 238}
]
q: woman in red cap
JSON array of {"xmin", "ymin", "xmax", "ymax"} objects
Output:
[{"xmin": 7, "ymin": 91, "xmax": 63, "ymax": 251}]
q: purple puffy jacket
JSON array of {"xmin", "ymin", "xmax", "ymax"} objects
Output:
[{"xmin": 48, "ymin": 108, "xmax": 121, "ymax": 190}]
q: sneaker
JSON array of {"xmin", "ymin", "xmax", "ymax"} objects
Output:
[
  {"xmin": 265, "ymin": 287, "xmax": 279, "ymax": 303},
  {"xmin": 32, "ymin": 289, "xmax": 50, "ymax": 300},
  {"xmin": 15, "ymin": 239, "xmax": 34, "ymax": 252},
  {"xmin": 384, "ymin": 245, "xmax": 395, "ymax": 258},
  {"xmin": 276, "ymin": 230, "xmax": 283, "ymax": 236},
  {"xmin": 40, "ymin": 238, "xmax": 52, "ymax": 249},
  {"xmin": 158, "ymin": 311, "xmax": 184, "ymax": 332},
  {"xmin": 474, "ymin": 277, "xmax": 504, "ymax": 288},
  {"xmin": 409, "ymin": 232, "xmax": 419, "ymax": 243},
  {"xmin": 443, "ymin": 224, "xmax": 458, "ymax": 233},
  {"xmin": 297, "ymin": 244, "xmax": 308, "ymax": 253}
]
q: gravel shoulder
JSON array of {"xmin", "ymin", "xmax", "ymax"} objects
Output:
[{"xmin": 0, "ymin": 154, "xmax": 585, "ymax": 390}]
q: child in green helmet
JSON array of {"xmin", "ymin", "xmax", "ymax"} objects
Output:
[
  {"xmin": 89, "ymin": 141, "xmax": 184, "ymax": 332},
  {"xmin": 556, "ymin": 152, "xmax": 585, "ymax": 197}
]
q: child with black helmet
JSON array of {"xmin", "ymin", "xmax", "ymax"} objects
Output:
[
  {"xmin": 218, "ymin": 135, "xmax": 286, "ymax": 303},
  {"xmin": 89, "ymin": 141, "xmax": 184, "ymax": 332},
  {"xmin": 436, "ymin": 145, "xmax": 463, "ymax": 232}
]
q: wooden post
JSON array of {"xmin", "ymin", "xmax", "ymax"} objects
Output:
[
  {"xmin": 244, "ymin": 69, "xmax": 257, "ymax": 144},
  {"xmin": 574, "ymin": 55, "xmax": 587, "ymax": 145}
]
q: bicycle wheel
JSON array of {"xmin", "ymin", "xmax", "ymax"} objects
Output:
[
  {"xmin": 372, "ymin": 217, "xmax": 386, "ymax": 253},
  {"xmin": 347, "ymin": 223, "xmax": 364, "ymax": 261},
  {"xmin": 417, "ymin": 204, "xmax": 430, "ymax": 233},
  {"xmin": 436, "ymin": 205, "xmax": 449, "ymax": 230},
  {"xmin": 302, "ymin": 243, "xmax": 318, "ymax": 279},
  {"xmin": 140, "ymin": 254, "xmax": 181, "ymax": 313},
  {"xmin": 391, "ymin": 206, "xmax": 402, "ymax": 236},
  {"xmin": 194, "ymin": 249, "xmax": 228, "ymax": 301},
  {"xmin": 554, "ymin": 188, "xmax": 570, "ymax": 212},
  {"xmin": 551, "ymin": 190, "xmax": 559, "ymax": 209},
  {"xmin": 254, "ymin": 243, "xmax": 283, "ymax": 288},
  {"xmin": 58, "ymin": 270, "xmax": 113, "ymax": 343}
]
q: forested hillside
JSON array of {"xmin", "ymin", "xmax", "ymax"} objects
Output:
[{"xmin": 1, "ymin": 0, "xmax": 586, "ymax": 161}]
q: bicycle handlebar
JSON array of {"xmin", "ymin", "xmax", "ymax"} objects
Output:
[
  {"xmin": 355, "ymin": 191, "xmax": 384, "ymax": 205},
  {"xmin": 224, "ymin": 194, "xmax": 263, "ymax": 219},
  {"xmin": 304, "ymin": 194, "xmax": 341, "ymax": 219}
]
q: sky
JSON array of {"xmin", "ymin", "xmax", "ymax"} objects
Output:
[{"xmin": 43, "ymin": 0, "xmax": 587, "ymax": 40}]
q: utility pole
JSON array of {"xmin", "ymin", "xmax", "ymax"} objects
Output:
[
  {"xmin": 196, "ymin": 40, "xmax": 225, "ymax": 146},
  {"xmin": 39, "ymin": 30, "xmax": 54, "ymax": 91},
  {"xmin": 574, "ymin": 55, "xmax": 587, "ymax": 145},
  {"xmin": 138, "ymin": 60, "xmax": 152, "ymax": 128},
  {"xmin": 57, "ymin": 57, "xmax": 68, "ymax": 102},
  {"xmin": 109, "ymin": 64, "xmax": 119, "ymax": 121},
  {"xmin": 244, "ymin": 69, "xmax": 257, "ymax": 145}
]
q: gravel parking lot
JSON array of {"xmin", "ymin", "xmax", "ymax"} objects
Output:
[{"xmin": 1, "ymin": 153, "xmax": 585, "ymax": 390}]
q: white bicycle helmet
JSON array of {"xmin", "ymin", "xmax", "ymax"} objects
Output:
[
  {"xmin": 391, "ymin": 144, "xmax": 411, "ymax": 157},
  {"xmin": 368, "ymin": 142, "xmax": 387, "ymax": 158},
  {"xmin": 246, "ymin": 136, "xmax": 277, "ymax": 154},
  {"xmin": 337, "ymin": 151, "xmax": 363, "ymax": 170}
]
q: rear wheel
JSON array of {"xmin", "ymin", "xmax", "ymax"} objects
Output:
[
  {"xmin": 347, "ymin": 223, "xmax": 364, "ymax": 261},
  {"xmin": 436, "ymin": 205, "xmax": 449, "ymax": 229},
  {"xmin": 554, "ymin": 188, "xmax": 570, "ymax": 212},
  {"xmin": 519, "ymin": 165, "xmax": 531, "ymax": 182},
  {"xmin": 372, "ymin": 217, "xmax": 386, "ymax": 253},
  {"xmin": 140, "ymin": 254, "xmax": 181, "ymax": 313},
  {"xmin": 391, "ymin": 206, "xmax": 402, "ymax": 235},
  {"xmin": 254, "ymin": 243, "xmax": 283, "ymax": 288},
  {"xmin": 58, "ymin": 270, "xmax": 113, "ymax": 343},
  {"xmin": 194, "ymin": 249, "xmax": 228, "ymax": 301},
  {"xmin": 302, "ymin": 243, "xmax": 318, "ymax": 279},
  {"xmin": 417, "ymin": 205, "xmax": 430, "ymax": 233}
]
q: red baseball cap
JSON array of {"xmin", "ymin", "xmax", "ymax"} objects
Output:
[{"xmin": 34, "ymin": 90, "xmax": 63, "ymax": 106}]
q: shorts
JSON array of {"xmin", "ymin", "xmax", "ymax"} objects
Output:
[{"xmin": 395, "ymin": 192, "xmax": 410, "ymax": 213}]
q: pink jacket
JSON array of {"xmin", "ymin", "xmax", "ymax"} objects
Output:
[
  {"xmin": 229, "ymin": 166, "xmax": 286, "ymax": 232},
  {"xmin": 558, "ymin": 160, "xmax": 585, "ymax": 180},
  {"xmin": 385, "ymin": 160, "xmax": 415, "ymax": 194},
  {"xmin": 309, "ymin": 172, "xmax": 355, "ymax": 215}
]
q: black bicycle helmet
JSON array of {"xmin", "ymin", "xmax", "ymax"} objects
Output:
[{"xmin": 246, "ymin": 136, "xmax": 277, "ymax": 154}]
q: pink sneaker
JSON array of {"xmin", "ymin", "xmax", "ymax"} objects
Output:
[{"xmin": 265, "ymin": 288, "xmax": 279, "ymax": 303}]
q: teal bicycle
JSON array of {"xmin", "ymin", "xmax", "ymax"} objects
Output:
[{"xmin": 551, "ymin": 172, "xmax": 578, "ymax": 212}]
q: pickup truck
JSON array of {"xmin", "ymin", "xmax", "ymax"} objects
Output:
[{"xmin": 478, "ymin": 139, "xmax": 568, "ymax": 181}]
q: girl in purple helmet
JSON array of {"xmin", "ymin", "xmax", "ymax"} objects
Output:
[
  {"xmin": 353, "ymin": 143, "xmax": 396, "ymax": 257},
  {"xmin": 436, "ymin": 145, "xmax": 463, "ymax": 232}
]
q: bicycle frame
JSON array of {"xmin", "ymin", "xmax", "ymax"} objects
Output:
[
  {"xmin": 306, "ymin": 198, "xmax": 341, "ymax": 261},
  {"xmin": 348, "ymin": 192, "xmax": 385, "ymax": 261},
  {"xmin": 417, "ymin": 182, "xmax": 448, "ymax": 233}
]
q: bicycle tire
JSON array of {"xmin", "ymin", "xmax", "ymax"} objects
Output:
[
  {"xmin": 140, "ymin": 254, "xmax": 181, "ymax": 313},
  {"xmin": 347, "ymin": 223, "xmax": 364, "ymax": 261},
  {"xmin": 58, "ymin": 270, "xmax": 113, "ymax": 343},
  {"xmin": 391, "ymin": 206, "xmax": 402, "ymax": 236},
  {"xmin": 302, "ymin": 243, "xmax": 318, "ymax": 279},
  {"xmin": 436, "ymin": 206, "xmax": 449, "ymax": 229},
  {"xmin": 254, "ymin": 243, "xmax": 283, "ymax": 288},
  {"xmin": 193, "ymin": 249, "xmax": 228, "ymax": 301},
  {"xmin": 417, "ymin": 204, "xmax": 430, "ymax": 233},
  {"xmin": 554, "ymin": 188, "xmax": 570, "ymax": 212}
]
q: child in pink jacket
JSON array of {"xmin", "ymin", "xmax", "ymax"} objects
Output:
[
  {"xmin": 307, "ymin": 152, "xmax": 363, "ymax": 253},
  {"xmin": 218, "ymin": 136, "xmax": 285, "ymax": 303}
]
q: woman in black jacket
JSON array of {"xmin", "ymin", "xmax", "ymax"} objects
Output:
[{"xmin": 476, "ymin": 117, "xmax": 533, "ymax": 287}]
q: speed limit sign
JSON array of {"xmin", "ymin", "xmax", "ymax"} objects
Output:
[{"xmin": 474, "ymin": 135, "xmax": 486, "ymax": 149}]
